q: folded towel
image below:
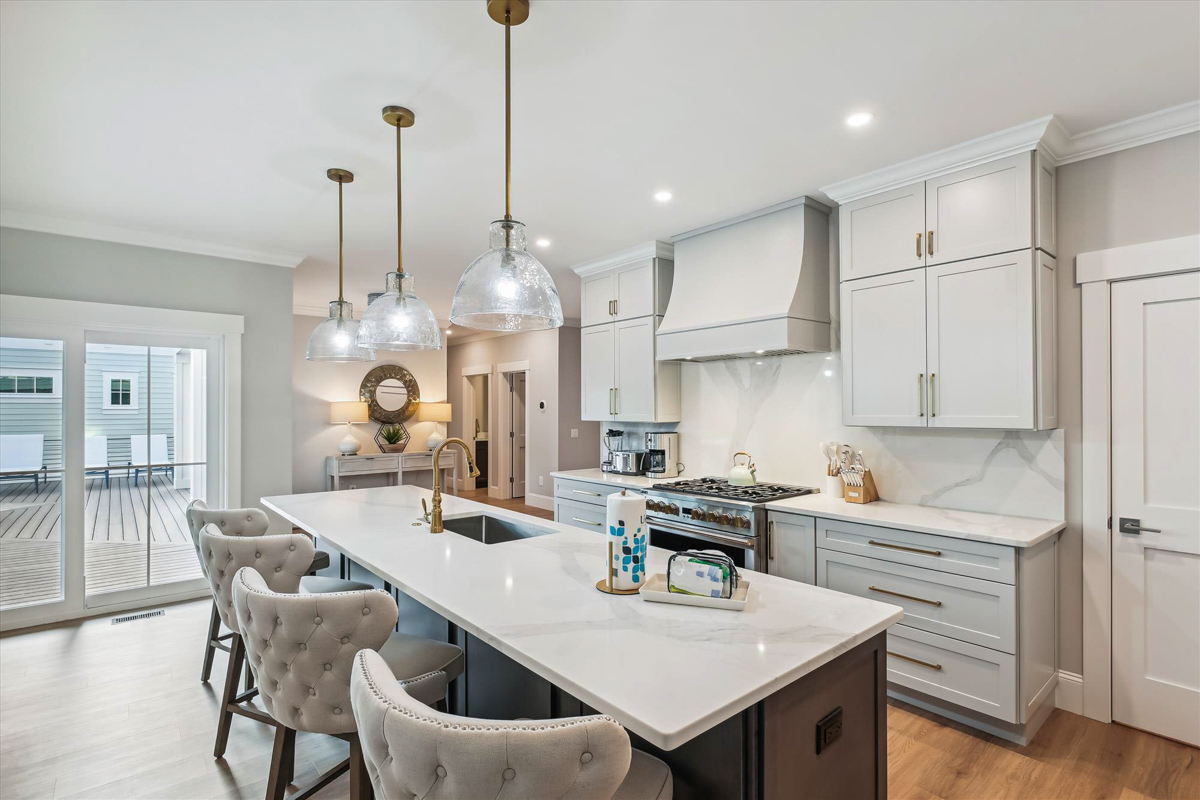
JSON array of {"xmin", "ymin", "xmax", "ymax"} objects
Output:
[{"xmin": 667, "ymin": 550, "xmax": 739, "ymax": 599}]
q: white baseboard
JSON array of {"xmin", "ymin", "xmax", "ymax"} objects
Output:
[
  {"xmin": 1056, "ymin": 670, "xmax": 1084, "ymax": 715},
  {"xmin": 525, "ymin": 492, "xmax": 553, "ymax": 510}
]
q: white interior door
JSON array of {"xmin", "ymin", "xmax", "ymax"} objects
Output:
[
  {"xmin": 1111, "ymin": 270, "xmax": 1200, "ymax": 746},
  {"xmin": 510, "ymin": 373, "xmax": 526, "ymax": 498}
]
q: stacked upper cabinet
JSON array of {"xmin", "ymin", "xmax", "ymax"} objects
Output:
[
  {"xmin": 576, "ymin": 245, "xmax": 681, "ymax": 422},
  {"xmin": 840, "ymin": 150, "xmax": 1057, "ymax": 430}
]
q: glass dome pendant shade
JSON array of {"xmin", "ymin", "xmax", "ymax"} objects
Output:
[
  {"xmin": 306, "ymin": 169, "xmax": 376, "ymax": 362},
  {"xmin": 450, "ymin": 1, "xmax": 563, "ymax": 332},
  {"xmin": 356, "ymin": 106, "xmax": 443, "ymax": 352}
]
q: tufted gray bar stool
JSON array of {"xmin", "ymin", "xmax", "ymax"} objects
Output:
[
  {"xmin": 350, "ymin": 649, "xmax": 673, "ymax": 800},
  {"xmin": 232, "ymin": 567, "xmax": 464, "ymax": 800},
  {"xmin": 186, "ymin": 500, "xmax": 334, "ymax": 683}
]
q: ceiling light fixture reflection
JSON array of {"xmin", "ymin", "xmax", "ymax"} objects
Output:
[
  {"xmin": 654, "ymin": 190, "xmax": 673, "ymax": 202},
  {"xmin": 846, "ymin": 111, "xmax": 874, "ymax": 128}
]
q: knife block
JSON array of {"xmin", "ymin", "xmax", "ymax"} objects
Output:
[{"xmin": 843, "ymin": 470, "xmax": 879, "ymax": 504}]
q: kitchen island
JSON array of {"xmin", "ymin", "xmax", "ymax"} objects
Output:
[{"xmin": 264, "ymin": 485, "xmax": 902, "ymax": 800}]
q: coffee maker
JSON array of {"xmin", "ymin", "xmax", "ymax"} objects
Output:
[{"xmin": 644, "ymin": 432, "xmax": 680, "ymax": 479}]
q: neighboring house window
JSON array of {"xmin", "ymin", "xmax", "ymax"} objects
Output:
[
  {"xmin": 0, "ymin": 370, "xmax": 61, "ymax": 399},
  {"xmin": 102, "ymin": 372, "xmax": 139, "ymax": 411}
]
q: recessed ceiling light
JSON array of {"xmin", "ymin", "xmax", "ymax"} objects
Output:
[
  {"xmin": 654, "ymin": 190, "xmax": 673, "ymax": 203},
  {"xmin": 535, "ymin": 238, "xmax": 550, "ymax": 248},
  {"xmin": 846, "ymin": 111, "xmax": 874, "ymax": 128}
]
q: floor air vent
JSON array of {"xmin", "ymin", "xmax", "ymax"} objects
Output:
[{"xmin": 111, "ymin": 609, "xmax": 165, "ymax": 625}]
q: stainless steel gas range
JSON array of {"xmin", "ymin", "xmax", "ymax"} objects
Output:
[{"xmin": 643, "ymin": 477, "xmax": 819, "ymax": 572}]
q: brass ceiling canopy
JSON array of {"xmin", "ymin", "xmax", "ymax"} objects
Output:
[
  {"xmin": 326, "ymin": 168, "xmax": 354, "ymax": 184},
  {"xmin": 487, "ymin": 0, "xmax": 529, "ymax": 26},
  {"xmin": 381, "ymin": 106, "xmax": 415, "ymax": 128}
]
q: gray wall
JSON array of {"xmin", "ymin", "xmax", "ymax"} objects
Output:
[
  {"xmin": 291, "ymin": 313, "xmax": 447, "ymax": 494},
  {"xmin": 1054, "ymin": 132, "xmax": 1200, "ymax": 674},
  {"xmin": 0, "ymin": 227, "xmax": 294, "ymax": 528},
  {"xmin": 555, "ymin": 325, "xmax": 601, "ymax": 472}
]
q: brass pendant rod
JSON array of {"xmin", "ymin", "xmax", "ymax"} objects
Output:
[
  {"xmin": 337, "ymin": 180, "xmax": 345, "ymax": 301},
  {"xmin": 396, "ymin": 122, "xmax": 405, "ymax": 277},
  {"xmin": 504, "ymin": 12, "xmax": 512, "ymax": 222}
]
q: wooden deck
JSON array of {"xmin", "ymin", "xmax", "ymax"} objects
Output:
[{"xmin": 0, "ymin": 475, "xmax": 202, "ymax": 608}]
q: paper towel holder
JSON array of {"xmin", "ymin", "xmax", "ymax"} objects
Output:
[{"xmin": 596, "ymin": 489, "xmax": 642, "ymax": 596}]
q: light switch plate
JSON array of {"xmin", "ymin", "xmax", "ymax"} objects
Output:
[{"xmin": 571, "ymin": 429, "xmax": 579, "ymax": 438}]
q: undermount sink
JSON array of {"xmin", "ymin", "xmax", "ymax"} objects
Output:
[{"xmin": 441, "ymin": 513, "xmax": 553, "ymax": 545}]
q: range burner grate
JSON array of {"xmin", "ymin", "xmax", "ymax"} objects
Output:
[{"xmin": 653, "ymin": 476, "xmax": 818, "ymax": 503}]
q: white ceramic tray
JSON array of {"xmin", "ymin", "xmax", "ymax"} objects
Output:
[{"xmin": 639, "ymin": 573, "xmax": 749, "ymax": 611}]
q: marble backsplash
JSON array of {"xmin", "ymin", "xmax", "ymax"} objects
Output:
[{"xmin": 609, "ymin": 351, "xmax": 1064, "ymax": 521}]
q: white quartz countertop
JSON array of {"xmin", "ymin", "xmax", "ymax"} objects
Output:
[
  {"xmin": 263, "ymin": 485, "xmax": 901, "ymax": 750},
  {"xmin": 550, "ymin": 468, "xmax": 678, "ymax": 489},
  {"xmin": 765, "ymin": 494, "xmax": 1065, "ymax": 548}
]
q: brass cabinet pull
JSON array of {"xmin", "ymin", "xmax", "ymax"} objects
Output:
[
  {"xmin": 767, "ymin": 520, "xmax": 776, "ymax": 560},
  {"xmin": 613, "ymin": 387, "xmax": 618, "ymax": 415},
  {"xmin": 929, "ymin": 373, "xmax": 936, "ymax": 417},
  {"xmin": 869, "ymin": 585, "xmax": 942, "ymax": 606},
  {"xmin": 572, "ymin": 517, "xmax": 603, "ymax": 527},
  {"xmin": 572, "ymin": 489, "xmax": 602, "ymax": 497},
  {"xmin": 613, "ymin": 299, "xmax": 618, "ymax": 316},
  {"xmin": 888, "ymin": 651, "xmax": 943, "ymax": 671},
  {"xmin": 927, "ymin": 230, "xmax": 934, "ymax": 256},
  {"xmin": 918, "ymin": 373, "xmax": 925, "ymax": 417},
  {"xmin": 916, "ymin": 232, "xmax": 922, "ymax": 258},
  {"xmin": 868, "ymin": 539, "xmax": 942, "ymax": 557}
]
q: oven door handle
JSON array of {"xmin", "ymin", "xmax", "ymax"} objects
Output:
[{"xmin": 651, "ymin": 519, "xmax": 755, "ymax": 549}]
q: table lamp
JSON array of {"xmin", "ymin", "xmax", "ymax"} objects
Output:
[
  {"xmin": 417, "ymin": 402, "xmax": 452, "ymax": 450},
  {"xmin": 330, "ymin": 401, "xmax": 369, "ymax": 455}
]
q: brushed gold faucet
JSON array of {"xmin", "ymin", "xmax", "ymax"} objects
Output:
[{"xmin": 430, "ymin": 437, "xmax": 480, "ymax": 533}]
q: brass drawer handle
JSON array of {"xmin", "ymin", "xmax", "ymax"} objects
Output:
[
  {"xmin": 869, "ymin": 585, "xmax": 942, "ymax": 606},
  {"xmin": 918, "ymin": 373, "xmax": 924, "ymax": 417},
  {"xmin": 927, "ymin": 230, "xmax": 934, "ymax": 256},
  {"xmin": 916, "ymin": 232, "xmax": 922, "ymax": 258},
  {"xmin": 572, "ymin": 489, "xmax": 602, "ymax": 497},
  {"xmin": 888, "ymin": 651, "xmax": 942, "ymax": 671},
  {"xmin": 929, "ymin": 373, "xmax": 936, "ymax": 417},
  {"xmin": 572, "ymin": 517, "xmax": 603, "ymax": 527},
  {"xmin": 868, "ymin": 539, "xmax": 942, "ymax": 557}
]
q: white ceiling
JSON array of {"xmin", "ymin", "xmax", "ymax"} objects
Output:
[{"xmin": 2, "ymin": 1, "xmax": 1197, "ymax": 321}]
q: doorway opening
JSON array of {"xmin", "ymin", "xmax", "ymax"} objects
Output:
[
  {"xmin": 461, "ymin": 370, "xmax": 491, "ymax": 491},
  {"xmin": 495, "ymin": 367, "xmax": 529, "ymax": 501}
]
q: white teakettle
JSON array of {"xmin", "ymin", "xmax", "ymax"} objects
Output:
[{"xmin": 728, "ymin": 451, "xmax": 757, "ymax": 486}]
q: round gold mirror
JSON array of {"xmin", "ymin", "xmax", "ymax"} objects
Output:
[{"xmin": 360, "ymin": 364, "xmax": 420, "ymax": 423}]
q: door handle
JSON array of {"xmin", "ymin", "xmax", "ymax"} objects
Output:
[
  {"xmin": 927, "ymin": 230, "xmax": 934, "ymax": 256},
  {"xmin": 608, "ymin": 388, "xmax": 614, "ymax": 415},
  {"xmin": 613, "ymin": 299, "xmax": 618, "ymax": 316},
  {"xmin": 613, "ymin": 388, "xmax": 618, "ymax": 415},
  {"xmin": 888, "ymin": 651, "xmax": 942, "ymax": 671},
  {"xmin": 918, "ymin": 373, "xmax": 925, "ymax": 417},
  {"xmin": 869, "ymin": 585, "xmax": 942, "ymax": 606},
  {"xmin": 916, "ymin": 232, "xmax": 922, "ymax": 258},
  {"xmin": 767, "ymin": 520, "xmax": 776, "ymax": 561},
  {"xmin": 572, "ymin": 517, "xmax": 603, "ymax": 527},
  {"xmin": 1118, "ymin": 517, "xmax": 1161, "ymax": 535},
  {"xmin": 929, "ymin": 373, "xmax": 936, "ymax": 417}
]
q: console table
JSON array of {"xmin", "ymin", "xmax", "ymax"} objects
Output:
[{"xmin": 325, "ymin": 452, "xmax": 458, "ymax": 493}]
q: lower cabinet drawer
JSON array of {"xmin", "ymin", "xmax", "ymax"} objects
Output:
[
  {"xmin": 553, "ymin": 479, "xmax": 609, "ymax": 506},
  {"xmin": 818, "ymin": 549, "xmax": 1016, "ymax": 653},
  {"xmin": 339, "ymin": 456, "xmax": 399, "ymax": 473},
  {"xmin": 886, "ymin": 624, "xmax": 1018, "ymax": 723},
  {"xmin": 554, "ymin": 498, "xmax": 607, "ymax": 532}
]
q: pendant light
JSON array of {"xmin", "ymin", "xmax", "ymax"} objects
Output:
[
  {"xmin": 450, "ymin": 0, "xmax": 563, "ymax": 331},
  {"xmin": 305, "ymin": 169, "xmax": 376, "ymax": 362},
  {"xmin": 356, "ymin": 107, "xmax": 443, "ymax": 351}
]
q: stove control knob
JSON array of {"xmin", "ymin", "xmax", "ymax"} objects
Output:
[
  {"xmin": 719, "ymin": 513, "xmax": 733, "ymax": 526},
  {"xmin": 666, "ymin": 504, "xmax": 679, "ymax": 516},
  {"xmin": 647, "ymin": 500, "xmax": 661, "ymax": 512},
  {"xmin": 734, "ymin": 515, "xmax": 751, "ymax": 529},
  {"xmin": 690, "ymin": 508, "xmax": 704, "ymax": 521},
  {"xmin": 705, "ymin": 511, "xmax": 719, "ymax": 523}
]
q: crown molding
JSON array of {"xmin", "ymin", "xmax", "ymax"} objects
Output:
[
  {"xmin": 1041, "ymin": 100, "xmax": 1200, "ymax": 166},
  {"xmin": 672, "ymin": 196, "xmax": 831, "ymax": 243},
  {"xmin": 570, "ymin": 240, "xmax": 673, "ymax": 277},
  {"xmin": 0, "ymin": 210, "xmax": 305, "ymax": 268},
  {"xmin": 821, "ymin": 102, "xmax": 1200, "ymax": 205}
]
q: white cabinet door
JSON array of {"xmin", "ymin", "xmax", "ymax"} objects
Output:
[
  {"xmin": 926, "ymin": 251, "xmax": 1034, "ymax": 429},
  {"xmin": 581, "ymin": 323, "xmax": 615, "ymax": 421},
  {"xmin": 580, "ymin": 273, "xmax": 616, "ymax": 327},
  {"xmin": 615, "ymin": 262, "xmax": 655, "ymax": 321},
  {"xmin": 838, "ymin": 181, "xmax": 926, "ymax": 281},
  {"xmin": 925, "ymin": 152, "xmax": 1032, "ymax": 266},
  {"xmin": 614, "ymin": 317, "xmax": 655, "ymax": 422},
  {"xmin": 841, "ymin": 269, "xmax": 928, "ymax": 427},
  {"xmin": 767, "ymin": 513, "xmax": 815, "ymax": 583}
]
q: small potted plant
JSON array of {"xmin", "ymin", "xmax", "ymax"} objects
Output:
[{"xmin": 377, "ymin": 424, "xmax": 408, "ymax": 453}]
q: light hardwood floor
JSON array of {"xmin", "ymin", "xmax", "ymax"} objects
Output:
[
  {"xmin": 1, "ymin": 603, "xmax": 1197, "ymax": 799},
  {"xmin": 456, "ymin": 487, "xmax": 554, "ymax": 520}
]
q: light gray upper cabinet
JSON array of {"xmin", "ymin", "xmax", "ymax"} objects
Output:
[
  {"xmin": 580, "ymin": 258, "xmax": 673, "ymax": 327},
  {"xmin": 839, "ymin": 150, "xmax": 1057, "ymax": 431}
]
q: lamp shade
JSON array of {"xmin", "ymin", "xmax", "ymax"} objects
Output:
[
  {"xmin": 417, "ymin": 402, "xmax": 453, "ymax": 423},
  {"xmin": 330, "ymin": 401, "xmax": 369, "ymax": 425}
]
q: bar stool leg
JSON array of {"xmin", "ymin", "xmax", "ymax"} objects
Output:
[
  {"xmin": 200, "ymin": 601, "xmax": 221, "ymax": 683},
  {"xmin": 265, "ymin": 725, "xmax": 297, "ymax": 800},
  {"xmin": 349, "ymin": 734, "xmax": 373, "ymax": 800},
  {"xmin": 213, "ymin": 633, "xmax": 245, "ymax": 759}
]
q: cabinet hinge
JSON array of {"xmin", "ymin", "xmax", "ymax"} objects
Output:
[{"xmin": 1107, "ymin": 515, "xmax": 1112, "ymax": 531}]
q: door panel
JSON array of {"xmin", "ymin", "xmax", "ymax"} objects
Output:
[
  {"xmin": 580, "ymin": 273, "xmax": 615, "ymax": 327},
  {"xmin": 766, "ymin": 513, "xmax": 815, "ymax": 583},
  {"xmin": 841, "ymin": 269, "xmax": 927, "ymax": 426},
  {"xmin": 926, "ymin": 152, "xmax": 1032, "ymax": 266},
  {"xmin": 839, "ymin": 182, "xmax": 926, "ymax": 281},
  {"xmin": 511, "ymin": 373, "xmax": 525, "ymax": 498},
  {"xmin": 614, "ymin": 317, "xmax": 655, "ymax": 422},
  {"xmin": 1111, "ymin": 271, "xmax": 1200, "ymax": 746},
  {"xmin": 580, "ymin": 324, "xmax": 614, "ymax": 421},
  {"xmin": 926, "ymin": 251, "xmax": 1034, "ymax": 429},
  {"xmin": 615, "ymin": 263, "xmax": 654, "ymax": 320}
]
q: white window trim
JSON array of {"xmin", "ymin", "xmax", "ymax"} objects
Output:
[
  {"xmin": 101, "ymin": 371, "xmax": 139, "ymax": 411},
  {"xmin": 0, "ymin": 367, "xmax": 61, "ymax": 400}
]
